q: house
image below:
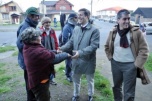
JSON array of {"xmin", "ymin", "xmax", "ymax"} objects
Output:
[
  {"xmin": 39, "ymin": 0, "xmax": 75, "ymax": 21},
  {"xmin": 133, "ymin": 7, "xmax": 152, "ymax": 24},
  {"xmin": 96, "ymin": 6, "xmax": 124, "ymax": 20},
  {"xmin": 0, "ymin": 1, "xmax": 23, "ymax": 24}
]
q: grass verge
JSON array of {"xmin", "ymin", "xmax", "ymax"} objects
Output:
[
  {"xmin": 0, "ymin": 63, "xmax": 12, "ymax": 94},
  {"xmin": 0, "ymin": 46, "xmax": 16, "ymax": 53},
  {"xmin": 144, "ymin": 53, "xmax": 152, "ymax": 71},
  {"xmin": 0, "ymin": 61, "xmax": 23, "ymax": 95},
  {"xmin": 12, "ymin": 50, "xmax": 18, "ymax": 56}
]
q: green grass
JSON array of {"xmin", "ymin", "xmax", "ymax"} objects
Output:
[
  {"xmin": 144, "ymin": 53, "xmax": 152, "ymax": 71},
  {"xmin": 0, "ymin": 62, "xmax": 24, "ymax": 94},
  {"xmin": 0, "ymin": 63, "xmax": 12, "ymax": 94},
  {"xmin": 55, "ymin": 62, "xmax": 113, "ymax": 101},
  {"xmin": 50, "ymin": 21, "xmax": 61, "ymax": 31},
  {"xmin": 0, "ymin": 24, "xmax": 19, "ymax": 26},
  {"xmin": 0, "ymin": 46, "xmax": 16, "ymax": 53},
  {"xmin": 12, "ymin": 50, "xmax": 18, "ymax": 56},
  {"xmin": 0, "ymin": 86, "xmax": 11, "ymax": 94},
  {"xmin": 94, "ymin": 71, "xmax": 113, "ymax": 101}
]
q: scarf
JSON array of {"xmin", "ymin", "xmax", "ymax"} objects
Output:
[{"xmin": 117, "ymin": 25, "xmax": 130, "ymax": 48}]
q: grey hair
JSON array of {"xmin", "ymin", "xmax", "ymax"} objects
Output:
[
  {"xmin": 117, "ymin": 9, "xmax": 130, "ymax": 19},
  {"xmin": 21, "ymin": 27, "xmax": 41, "ymax": 44}
]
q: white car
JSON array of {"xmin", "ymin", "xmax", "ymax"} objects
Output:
[{"xmin": 142, "ymin": 22, "xmax": 152, "ymax": 34}]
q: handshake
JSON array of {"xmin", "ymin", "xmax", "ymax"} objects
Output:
[{"xmin": 57, "ymin": 47, "xmax": 79, "ymax": 59}]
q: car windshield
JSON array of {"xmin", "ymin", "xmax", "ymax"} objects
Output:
[{"xmin": 148, "ymin": 23, "xmax": 152, "ymax": 26}]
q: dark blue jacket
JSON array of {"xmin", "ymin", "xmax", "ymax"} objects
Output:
[
  {"xmin": 16, "ymin": 17, "xmax": 38, "ymax": 70},
  {"xmin": 62, "ymin": 23, "xmax": 75, "ymax": 45}
]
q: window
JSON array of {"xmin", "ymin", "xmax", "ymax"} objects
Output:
[
  {"xmin": 9, "ymin": 6, "xmax": 16, "ymax": 11},
  {"xmin": 60, "ymin": 6, "xmax": 66, "ymax": 10},
  {"xmin": 2, "ymin": 13, "xmax": 9, "ymax": 20}
]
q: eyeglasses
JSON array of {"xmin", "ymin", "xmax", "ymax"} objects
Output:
[
  {"xmin": 122, "ymin": 17, "xmax": 130, "ymax": 21},
  {"xmin": 74, "ymin": 17, "xmax": 78, "ymax": 19},
  {"xmin": 44, "ymin": 22, "xmax": 51, "ymax": 24}
]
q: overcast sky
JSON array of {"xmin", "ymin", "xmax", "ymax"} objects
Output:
[{"xmin": 2, "ymin": 0, "xmax": 152, "ymax": 15}]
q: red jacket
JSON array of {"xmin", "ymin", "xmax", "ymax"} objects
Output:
[
  {"xmin": 39, "ymin": 26, "xmax": 58, "ymax": 50},
  {"xmin": 23, "ymin": 43, "xmax": 55, "ymax": 89}
]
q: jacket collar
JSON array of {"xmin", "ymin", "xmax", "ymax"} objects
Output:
[{"xmin": 111, "ymin": 24, "xmax": 139, "ymax": 33}]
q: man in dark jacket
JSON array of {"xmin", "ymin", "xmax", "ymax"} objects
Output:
[
  {"xmin": 60, "ymin": 13, "xmax": 66, "ymax": 31},
  {"xmin": 62, "ymin": 13, "xmax": 78, "ymax": 82},
  {"xmin": 16, "ymin": 7, "xmax": 40, "ymax": 101}
]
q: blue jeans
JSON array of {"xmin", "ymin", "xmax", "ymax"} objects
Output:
[
  {"xmin": 50, "ymin": 74, "xmax": 54, "ymax": 81},
  {"xmin": 65, "ymin": 58, "xmax": 72, "ymax": 78}
]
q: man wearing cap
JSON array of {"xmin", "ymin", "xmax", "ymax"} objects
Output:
[
  {"xmin": 38, "ymin": 17, "xmax": 59, "ymax": 85},
  {"xmin": 62, "ymin": 13, "xmax": 78, "ymax": 82},
  {"xmin": 16, "ymin": 7, "xmax": 40, "ymax": 101}
]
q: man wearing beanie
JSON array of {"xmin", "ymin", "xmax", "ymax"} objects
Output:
[
  {"xmin": 16, "ymin": 7, "xmax": 40, "ymax": 101},
  {"xmin": 38, "ymin": 17, "xmax": 59, "ymax": 85},
  {"xmin": 62, "ymin": 13, "xmax": 78, "ymax": 82}
]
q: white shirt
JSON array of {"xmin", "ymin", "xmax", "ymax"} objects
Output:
[{"xmin": 113, "ymin": 32, "xmax": 135, "ymax": 62}]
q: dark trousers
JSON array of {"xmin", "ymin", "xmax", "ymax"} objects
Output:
[
  {"xmin": 111, "ymin": 59, "xmax": 137, "ymax": 101},
  {"xmin": 24, "ymin": 70, "xmax": 36, "ymax": 101},
  {"xmin": 65, "ymin": 58, "xmax": 72, "ymax": 78},
  {"xmin": 31, "ymin": 81, "xmax": 50, "ymax": 101}
]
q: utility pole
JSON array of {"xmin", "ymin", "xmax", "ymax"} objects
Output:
[
  {"xmin": 91, "ymin": 0, "xmax": 93, "ymax": 16},
  {"xmin": 43, "ymin": 0, "xmax": 45, "ymax": 17},
  {"xmin": 0, "ymin": 0, "xmax": 2, "ymax": 6}
]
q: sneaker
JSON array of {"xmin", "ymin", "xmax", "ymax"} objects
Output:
[
  {"xmin": 50, "ymin": 81, "xmax": 57, "ymax": 85},
  {"xmin": 72, "ymin": 96, "xmax": 79, "ymax": 101},
  {"xmin": 67, "ymin": 77, "xmax": 73, "ymax": 82},
  {"xmin": 88, "ymin": 96, "xmax": 93, "ymax": 101}
]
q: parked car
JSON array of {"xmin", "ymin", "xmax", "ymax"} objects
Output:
[
  {"xmin": 109, "ymin": 17, "xmax": 117, "ymax": 23},
  {"xmin": 142, "ymin": 22, "xmax": 152, "ymax": 34}
]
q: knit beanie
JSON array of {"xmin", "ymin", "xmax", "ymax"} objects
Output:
[{"xmin": 41, "ymin": 17, "xmax": 51, "ymax": 25}]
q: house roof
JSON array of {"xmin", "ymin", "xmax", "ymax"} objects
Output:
[
  {"xmin": 41, "ymin": 0, "xmax": 73, "ymax": 6},
  {"xmin": 98, "ymin": 6, "xmax": 125, "ymax": 13},
  {"xmin": 41, "ymin": 1, "xmax": 57, "ymax": 6},
  {"xmin": 0, "ymin": 1, "xmax": 13, "ymax": 7},
  {"xmin": 133, "ymin": 7, "xmax": 152, "ymax": 18},
  {"xmin": 46, "ymin": 10, "xmax": 75, "ymax": 14},
  {"xmin": 0, "ymin": 0, "xmax": 23, "ymax": 13}
]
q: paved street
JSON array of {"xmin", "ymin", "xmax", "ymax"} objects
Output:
[{"xmin": 0, "ymin": 20, "xmax": 152, "ymax": 101}]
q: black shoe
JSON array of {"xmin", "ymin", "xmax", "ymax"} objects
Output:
[
  {"xmin": 67, "ymin": 77, "xmax": 73, "ymax": 82},
  {"xmin": 88, "ymin": 96, "xmax": 93, "ymax": 101},
  {"xmin": 50, "ymin": 81, "xmax": 57, "ymax": 85},
  {"xmin": 72, "ymin": 96, "xmax": 79, "ymax": 101}
]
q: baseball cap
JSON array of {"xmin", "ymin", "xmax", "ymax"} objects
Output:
[
  {"xmin": 26, "ymin": 7, "xmax": 40, "ymax": 15},
  {"xmin": 68, "ymin": 13, "xmax": 77, "ymax": 19},
  {"xmin": 21, "ymin": 27, "xmax": 41, "ymax": 43}
]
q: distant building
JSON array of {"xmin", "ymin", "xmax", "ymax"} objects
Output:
[
  {"xmin": 39, "ymin": 0, "xmax": 75, "ymax": 21},
  {"xmin": 0, "ymin": 1, "xmax": 23, "ymax": 24},
  {"xmin": 96, "ymin": 6, "xmax": 124, "ymax": 19},
  {"xmin": 133, "ymin": 7, "xmax": 152, "ymax": 24}
]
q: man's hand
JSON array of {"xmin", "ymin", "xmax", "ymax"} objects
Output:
[
  {"xmin": 71, "ymin": 51, "xmax": 79, "ymax": 59},
  {"xmin": 57, "ymin": 47, "xmax": 62, "ymax": 53},
  {"xmin": 67, "ymin": 53, "xmax": 72, "ymax": 58}
]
